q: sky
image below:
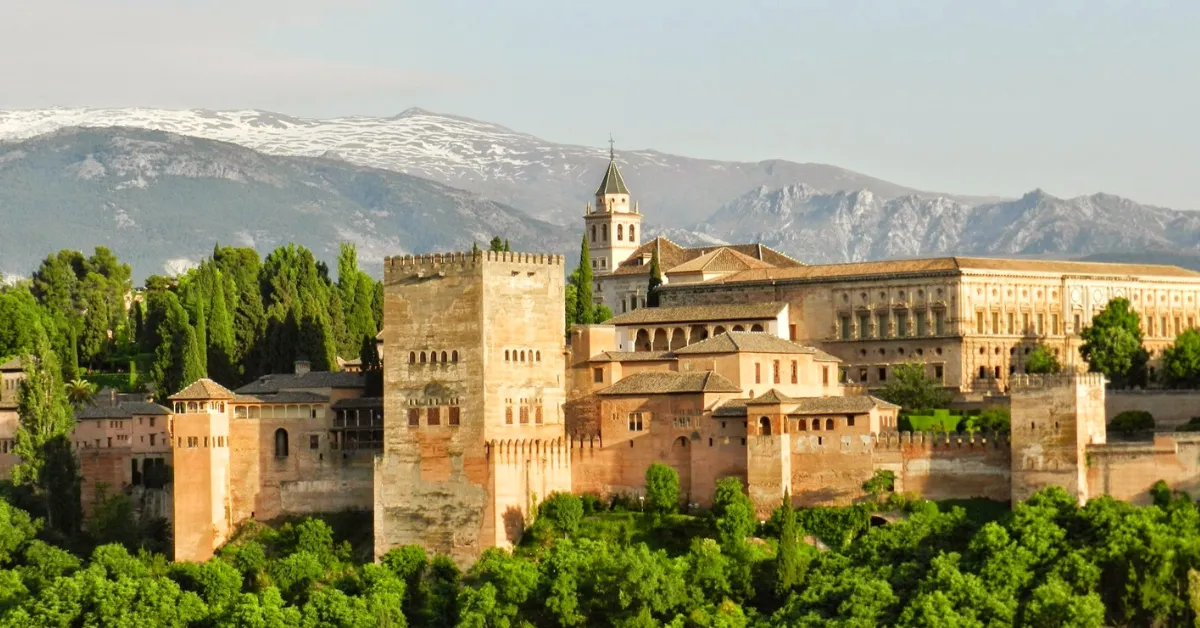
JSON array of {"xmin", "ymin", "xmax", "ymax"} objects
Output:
[{"xmin": 1, "ymin": 0, "xmax": 1197, "ymax": 208}]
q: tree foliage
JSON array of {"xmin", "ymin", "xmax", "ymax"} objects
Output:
[
  {"xmin": 1080, "ymin": 297, "xmax": 1149, "ymax": 388},
  {"xmin": 878, "ymin": 361, "xmax": 952, "ymax": 411},
  {"xmin": 1024, "ymin": 343, "xmax": 1062, "ymax": 375},
  {"xmin": 647, "ymin": 246, "xmax": 663, "ymax": 308},
  {"xmin": 644, "ymin": 463, "xmax": 680, "ymax": 515},
  {"xmin": 1162, "ymin": 329, "xmax": 1200, "ymax": 388}
]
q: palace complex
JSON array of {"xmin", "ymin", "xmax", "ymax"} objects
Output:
[{"xmin": 6, "ymin": 155, "xmax": 1200, "ymax": 564}]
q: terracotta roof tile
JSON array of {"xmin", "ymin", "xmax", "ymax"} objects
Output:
[
  {"xmin": 235, "ymin": 371, "xmax": 365, "ymax": 394},
  {"xmin": 232, "ymin": 391, "xmax": 330, "ymax": 404},
  {"xmin": 789, "ymin": 395, "xmax": 899, "ymax": 415},
  {"xmin": 332, "ymin": 397, "xmax": 384, "ymax": 410},
  {"xmin": 747, "ymin": 389, "xmax": 798, "ymax": 405},
  {"xmin": 0, "ymin": 357, "xmax": 24, "ymax": 371},
  {"xmin": 589, "ymin": 351, "xmax": 676, "ymax": 363},
  {"xmin": 673, "ymin": 332, "xmax": 833, "ymax": 358},
  {"xmin": 667, "ymin": 248, "xmax": 774, "ymax": 275},
  {"xmin": 607, "ymin": 303, "xmax": 786, "ymax": 326},
  {"xmin": 169, "ymin": 378, "xmax": 236, "ymax": 401},
  {"xmin": 610, "ymin": 237, "xmax": 802, "ymax": 277},
  {"xmin": 598, "ymin": 371, "xmax": 742, "ymax": 396}
]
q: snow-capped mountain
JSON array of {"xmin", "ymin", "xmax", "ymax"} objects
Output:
[
  {"xmin": 0, "ymin": 107, "xmax": 993, "ymax": 227},
  {"xmin": 694, "ymin": 184, "xmax": 1200, "ymax": 264},
  {"xmin": 0, "ymin": 127, "xmax": 574, "ymax": 279}
]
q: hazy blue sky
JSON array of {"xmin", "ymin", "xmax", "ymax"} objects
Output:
[{"xmin": 2, "ymin": 0, "xmax": 1197, "ymax": 207}]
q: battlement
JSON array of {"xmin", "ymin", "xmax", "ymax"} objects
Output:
[
  {"xmin": 1009, "ymin": 373, "xmax": 1107, "ymax": 391},
  {"xmin": 383, "ymin": 251, "xmax": 564, "ymax": 281},
  {"xmin": 486, "ymin": 437, "xmax": 571, "ymax": 466},
  {"xmin": 873, "ymin": 430, "xmax": 1010, "ymax": 451}
]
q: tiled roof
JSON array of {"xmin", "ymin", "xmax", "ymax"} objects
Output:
[
  {"xmin": 0, "ymin": 357, "xmax": 24, "ymax": 371},
  {"xmin": 610, "ymin": 238, "xmax": 802, "ymax": 278},
  {"xmin": 699, "ymin": 256, "xmax": 1200, "ymax": 285},
  {"xmin": 332, "ymin": 397, "xmax": 384, "ymax": 410},
  {"xmin": 589, "ymin": 351, "xmax": 676, "ymax": 363},
  {"xmin": 76, "ymin": 399, "xmax": 171, "ymax": 420},
  {"xmin": 169, "ymin": 378, "xmax": 236, "ymax": 401},
  {"xmin": 607, "ymin": 303, "xmax": 787, "ymax": 326},
  {"xmin": 667, "ymin": 248, "xmax": 774, "ymax": 275},
  {"xmin": 790, "ymin": 396, "xmax": 899, "ymax": 415},
  {"xmin": 598, "ymin": 371, "xmax": 741, "ymax": 396},
  {"xmin": 595, "ymin": 159, "xmax": 630, "ymax": 196},
  {"xmin": 233, "ymin": 391, "xmax": 330, "ymax": 404},
  {"xmin": 747, "ymin": 389, "xmax": 798, "ymax": 405},
  {"xmin": 235, "ymin": 371, "xmax": 365, "ymax": 394},
  {"xmin": 673, "ymin": 332, "xmax": 833, "ymax": 358}
]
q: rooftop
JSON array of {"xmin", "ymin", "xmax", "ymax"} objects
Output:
[
  {"xmin": 610, "ymin": 237, "xmax": 801, "ymax": 278},
  {"xmin": 673, "ymin": 332, "xmax": 839, "ymax": 360},
  {"xmin": 0, "ymin": 357, "xmax": 23, "ymax": 371},
  {"xmin": 233, "ymin": 391, "xmax": 330, "ymax": 404},
  {"xmin": 598, "ymin": 371, "xmax": 742, "ymax": 396},
  {"xmin": 607, "ymin": 302, "xmax": 787, "ymax": 326},
  {"xmin": 595, "ymin": 159, "xmax": 630, "ymax": 196},
  {"xmin": 169, "ymin": 378, "xmax": 236, "ymax": 401},
  {"xmin": 713, "ymin": 394, "xmax": 898, "ymax": 417},
  {"xmin": 332, "ymin": 397, "xmax": 384, "ymax": 410},
  {"xmin": 589, "ymin": 351, "xmax": 676, "ymax": 363},
  {"xmin": 235, "ymin": 371, "xmax": 365, "ymax": 394},
  {"xmin": 666, "ymin": 247, "xmax": 774, "ymax": 275}
]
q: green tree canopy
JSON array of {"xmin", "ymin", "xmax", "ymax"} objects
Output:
[
  {"xmin": 1162, "ymin": 328, "xmax": 1200, "ymax": 388},
  {"xmin": 644, "ymin": 463, "xmax": 680, "ymax": 515},
  {"xmin": 1025, "ymin": 343, "xmax": 1063, "ymax": 375},
  {"xmin": 647, "ymin": 246, "xmax": 663, "ymax": 308},
  {"xmin": 1080, "ymin": 297, "xmax": 1148, "ymax": 388},
  {"xmin": 878, "ymin": 361, "xmax": 952, "ymax": 411}
]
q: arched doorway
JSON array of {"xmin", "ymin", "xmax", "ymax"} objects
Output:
[
  {"xmin": 669, "ymin": 328, "xmax": 686, "ymax": 350},
  {"xmin": 759, "ymin": 416, "xmax": 772, "ymax": 436},
  {"xmin": 635, "ymin": 329, "xmax": 651, "ymax": 351}
]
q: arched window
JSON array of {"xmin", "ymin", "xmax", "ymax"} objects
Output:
[
  {"xmin": 617, "ymin": 224, "xmax": 624, "ymax": 240},
  {"xmin": 750, "ymin": 324, "xmax": 764, "ymax": 332},
  {"xmin": 409, "ymin": 352, "xmax": 416, "ymax": 364},
  {"xmin": 629, "ymin": 225, "xmax": 636, "ymax": 241},
  {"xmin": 274, "ymin": 429, "xmax": 289, "ymax": 458},
  {"xmin": 825, "ymin": 418, "xmax": 835, "ymax": 431},
  {"xmin": 430, "ymin": 351, "xmax": 437, "ymax": 364},
  {"xmin": 519, "ymin": 350, "xmax": 525, "ymax": 362},
  {"xmin": 811, "ymin": 418, "xmax": 820, "ymax": 431},
  {"xmin": 591, "ymin": 225, "xmax": 596, "ymax": 242},
  {"xmin": 441, "ymin": 351, "xmax": 448, "ymax": 363},
  {"xmin": 420, "ymin": 352, "xmax": 427, "ymax": 364},
  {"xmin": 602, "ymin": 224, "xmax": 608, "ymax": 241},
  {"xmin": 452, "ymin": 350, "xmax": 459, "ymax": 363},
  {"xmin": 535, "ymin": 351, "xmax": 541, "ymax": 362},
  {"xmin": 759, "ymin": 417, "xmax": 772, "ymax": 436},
  {"xmin": 505, "ymin": 350, "xmax": 510, "ymax": 361}
]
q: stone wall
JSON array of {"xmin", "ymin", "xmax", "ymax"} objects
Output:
[
  {"xmin": 1107, "ymin": 390, "xmax": 1200, "ymax": 430},
  {"xmin": 1009, "ymin": 373, "xmax": 1106, "ymax": 503},
  {"xmin": 877, "ymin": 431, "xmax": 1012, "ymax": 502},
  {"xmin": 489, "ymin": 438, "xmax": 572, "ymax": 547},
  {"xmin": 171, "ymin": 410, "xmax": 231, "ymax": 562},
  {"xmin": 1086, "ymin": 434, "xmax": 1200, "ymax": 505}
]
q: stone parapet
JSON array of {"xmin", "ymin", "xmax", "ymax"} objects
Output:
[
  {"xmin": 873, "ymin": 430, "xmax": 1010, "ymax": 450},
  {"xmin": 1009, "ymin": 373, "xmax": 1107, "ymax": 391},
  {"xmin": 384, "ymin": 251, "xmax": 564, "ymax": 281},
  {"xmin": 487, "ymin": 438, "xmax": 571, "ymax": 467}
]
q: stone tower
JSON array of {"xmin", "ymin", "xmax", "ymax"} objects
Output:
[
  {"xmin": 374, "ymin": 251, "xmax": 571, "ymax": 566},
  {"xmin": 582, "ymin": 141, "xmax": 642, "ymax": 274},
  {"xmin": 1009, "ymin": 373, "xmax": 1107, "ymax": 504},
  {"xmin": 168, "ymin": 379, "xmax": 234, "ymax": 562}
]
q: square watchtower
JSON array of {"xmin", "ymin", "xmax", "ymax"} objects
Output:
[{"xmin": 374, "ymin": 250, "xmax": 568, "ymax": 565}]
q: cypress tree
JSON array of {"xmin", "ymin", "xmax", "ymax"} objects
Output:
[
  {"xmin": 472, "ymin": 241, "xmax": 480, "ymax": 254},
  {"xmin": 774, "ymin": 490, "xmax": 805, "ymax": 596},
  {"xmin": 192, "ymin": 301, "xmax": 208, "ymax": 373},
  {"xmin": 503, "ymin": 239, "xmax": 511, "ymax": 252},
  {"xmin": 647, "ymin": 246, "xmax": 663, "ymax": 307},
  {"xmin": 180, "ymin": 325, "xmax": 206, "ymax": 388},
  {"xmin": 576, "ymin": 235, "xmax": 594, "ymax": 325},
  {"xmin": 207, "ymin": 273, "xmax": 237, "ymax": 384},
  {"xmin": 64, "ymin": 326, "xmax": 80, "ymax": 381}
]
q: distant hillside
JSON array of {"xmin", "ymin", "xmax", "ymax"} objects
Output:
[{"xmin": 0, "ymin": 127, "xmax": 575, "ymax": 279}]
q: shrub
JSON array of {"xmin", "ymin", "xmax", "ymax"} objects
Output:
[
  {"xmin": 538, "ymin": 492, "xmax": 584, "ymax": 536},
  {"xmin": 1108, "ymin": 410, "xmax": 1155, "ymax": 434},
  {"xmin": 972, "ymin": 406, "xmax": 1011, "ymax": 432},
  {"xmin": 862, "ymin": 470, "xmax": 896, "ymax": 499},
  {"xmin": 1180, "ymin": 417, "xmax": 1200, "ymax": 432},
  {"xmin": 580, "ymin": 492, "xmax": 604, "ymax": 515},
  {"xmin": 645, "ymin": 463, "xmax": 681, "ymax": 515}
]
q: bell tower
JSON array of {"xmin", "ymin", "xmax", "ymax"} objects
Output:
[{"xmin": 583, "ymin": 138, "xmax": 642, "ymax": 275}]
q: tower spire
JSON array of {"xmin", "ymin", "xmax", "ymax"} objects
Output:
[{"xmin": 608, "ymin": 133, "xmax": 615, "ymax": 162}]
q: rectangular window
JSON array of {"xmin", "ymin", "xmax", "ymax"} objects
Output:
[
  {"xmin": 858, "ymin": 312, "xmax": 871, "ymax": 339},
  {"xmin": 840, "ymin": 315, "xmax": 852, "ymax": 340},
  {"xmin": 934, "ymin": 310, "xmax": 945, "ymax": 335},
  {"xmin": 789, "ymin": 324, "xmax": 797, "ymax": 341},
  {"xmin": 593, "ymin": 367, "xmax": 604, "ymax": 383},
  {"xmin": 773, "ymin": 360, "xmax": 780, "ymax": 384},
  {"xmin": 877, "ymin": 312, "xmax": 890, "ymax": 338},
  {"xmin": 519, "ymin": 405, "xmax": 529, "ymax": 424},
  {"xmin": 822, "ymin": 366, "xmax": 829, "ymax": 385},
  {"xmin": 505, "ymin": 406, "xmax": 513, "ymax": 425},
  {"xmin": 1162, "ymin": 316, "xmax": 1169, "ymax": 338},
  {"xmin": 934, "ymin": 365, "xmax": 944, "ymax": 381},
  {"xmin": 847, "ymin": 416, "xmax": 855, "ymax": 428},
  {"xmin": 1007, "ymin": 312, "xmax": 1015, "ymax": 335},
  {"xmin": 149, "ymin": 417, "xmax": 156, "ymax": 427},
  {"xmin": 896, "ymin": 312, "xmax": 909, "ymax": 338},
  {"xmin": 309, "ymin": 435, "xmax": 319, "ymax": 450},
  {"xmin": 916, "ymin": 311, "xmax": 928, "ymax": 336},
  {"xmin": 535, "ymin": 406, "xmax": 543, "ymax": 424},
  {"xmin": 427, "ymin": 407, "xmax": 440, "ymax": 426},
  {"xmin": 1148, "ymin": 318, "xmax": 1155, "ymax": 336},
  {"xmin": 878, "ymin": 367, "xmax": 887, "ymax": 382},
  {"xmin": 1051, "ymin": 314, "xmax": 1059, "ymax": 335},
  {"xmin": 449, "ymin": 407, "xmax": 461, "ymax": 426},
  {"xmin": 858, "ymin": 368, "xmax": 868, "ymax": 383},
  {"xmin": 992, "ymin": 312, "xmax": 1000, "ymax": 335},
  {"xmin": 976, "ymin": 311, "xmax": 985, "ymax": 334},
  {"xmin": 407, "ymin": 408, "xmax": 420, "ymax": 427},
  {"xmin": 791, "ymin": 361, "xmax": 799, "ymax": 384},
  {"xmin": 1073, "ymin": 313, "xmax": 1081, "ymax": 333},
  {"xmin": 755, "ymin": 363, "xmax": 761, "ymax": 384},
  {"xmin": 149, "ymin": 434, "xmax": 156, "ymax": 446},
  {"xmin": 1036, "ymin": 313, "xmax": 1045, "ymax": 336},
  {"xmin": 627, "ymin": 412, "xmax": 644, "ymax": 431},
  {"xmin": 1021, "ymin": 313, "xmax": 1030, "ymax": 334}
]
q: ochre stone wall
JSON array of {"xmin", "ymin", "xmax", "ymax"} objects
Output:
[
  {"xmin": 489, "ymin": 438, "xmax": 572, "ymax": 547},
  {"xmin": 171, "ymin": 411, "xmax": 231, "ymax": 562},
  {"xmin": 1009, "ymin": 374, "xmax": 1106, "ymax": 503},
  {"xmin": 879, "ymin": 431, "xmax": 1011, "ymax": 502},
  {"xmin": 1107, "ymin": 391, "xmax": 1200, "ymax": 430},
  {"xmin": 1086, "ymin": 435, "xmax": 1200, "ymax": 505}
]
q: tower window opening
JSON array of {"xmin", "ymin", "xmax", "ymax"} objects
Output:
[{"xmin": 617, "ymin": 224, "xmax": 624, "ymax": 240}]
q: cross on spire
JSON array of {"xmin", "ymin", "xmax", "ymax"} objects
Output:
[{"xmin": 608, "ymin": 134, "xmax": 615, "ymax": 162}]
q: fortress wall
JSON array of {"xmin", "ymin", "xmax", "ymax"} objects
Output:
[
  {"xmin": 1087, "ymin": 435, "xmax": 1200, "ymax": 505},
  {"xmin": 1107, "ymin": 391, "xmax": 1200, "ymax": 430},
  {"xmin": 489, "ymin": 438, "xmax": 571, "ymax": 548},
  {"xmin": 876, "ymin": 431, "xmax": 1012, "ymax": 502},
  {"xmin": 788, "ymin": 432, "xmax": 877, "ymax": 506}
]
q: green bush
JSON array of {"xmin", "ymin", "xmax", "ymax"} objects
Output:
[
  {"xmin": 1179, "ymin": 417, "xmax": 1200, "ymax": 432},
  {"xmin": 1108, "ymin": 410, "xmax": 1155, "ymax": 434},
  {"xmin": 538, "ymin": 492, "xmax": 584, "ymax": 536},
  {"xmin": 645, "ymin": 463, "xmax": 680, "ymax": 515}
]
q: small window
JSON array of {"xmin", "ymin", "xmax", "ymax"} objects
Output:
[
  {"xmin": 452, "ymin": 350, "xmax": 459, "ymax": 363},
  {"xmin": 878, "ymin": 367, "xmax": 887, "ymax": 382},
  {"xmin": 309, "ymin": 435, "xmax": 319, "ymax": 450},
  {"xmin": 755, "ymin": 363, "xmax": 761, "ymax": 384},
  {"xmin": 441, "ymin": 351, "xmax": 448, "ymax": 363},
  {"xmin": 847, "ymin": 416, "xmax": 855, "ymax": 427},
  {"xmin": 811, "ymin": 419, "xmax": 820, "ymax": 431},
  {"xmin": 536, "ymin": 351, "xmax": 541, "ymax": 362},
  {"xmin": 593, "ymin": 368, "xmax": 604, "ymax": 383},
  {"xmin": 628, "ymin": 412, "xmax": 644, "ymax": 431},
  {"xmin": 505, "ymin": 406, "xmax": 513, "ymax": 425},
  {"xmin": 535, "ymin": 406, "xmax": 544, "ymax": 424},
  {"xmin": 629, "ymin": 225, "xmax": 636, "ymax": 240},
  {"xmin": 420, "ymin": 352, "xmax": 427, "ymax": 364},
  {"xmin": 409, "ymin": 352, "xmax": 416, "ymax": 364},
  {"xmin": 449, "ymin": 407, "xmax": 461, "ymax": 426},
  {"xmin": 505, "ymin": 350, "xmax": 510, "ymax": 361},
  {"xmin": 427, "ymin": 407, "xmax": 440, "ymax": 426},
  {"xmin": 822, "ymin": 366, "xmax": 829, "ymax": 385},
  {"xmin": 519, "ymin": 405, "xmax": 529, "ymax": 424},
  {"xmin": 408, "ymin": 408, "xmax": 420, "ymax": 427},
  {"xmin": 274, "ymin": 429, "xmax": 288, "ymax": 458},
  {"xmin": 430, "ymin": 352, "xmax": 438, "ymax": 364},
  {"xmin": 773, "ymin": 360, "xmax": 781, "ymax": 384},
  {"xmin": 791, "ymin": 361, "xmax": 798, "ymax": 384}
]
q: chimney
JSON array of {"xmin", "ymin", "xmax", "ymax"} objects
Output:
[{"xmin": 294, "ymin": 359, "xmax": 311, "ymax": 375}]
